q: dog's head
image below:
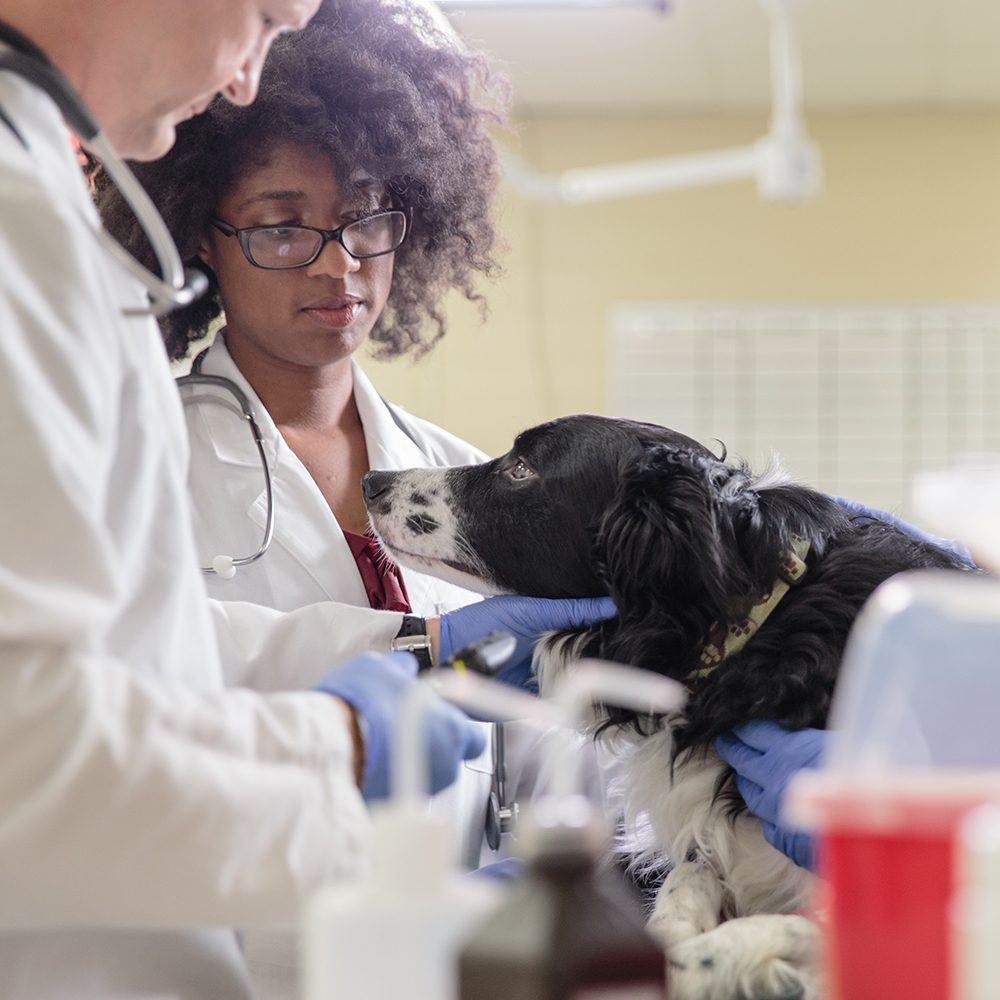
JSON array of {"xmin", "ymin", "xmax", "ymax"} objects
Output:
[{"xmin": 363, "ymin": 415, "xmax": 838, "ymax": 629}]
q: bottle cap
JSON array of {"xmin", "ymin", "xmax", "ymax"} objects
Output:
[{"xmin": 518, "ymin": 793, "xmax": 608, "ymax": 860}]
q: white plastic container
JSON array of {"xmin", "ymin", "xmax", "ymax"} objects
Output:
[
  {"xmin": 787, "ymin": 570, "xmax": 1000, "ymax": 1000},
  {"xmin": 302, "ymin": 799, "xmax": 502, "ymax": 1000},
  {"xmin": 913, "ymin": 457, "xmax": 1000, "ymax": 572},
  {"xmin": 301, "ymin": 680, "xmax": 509, "ymax": 1000}
]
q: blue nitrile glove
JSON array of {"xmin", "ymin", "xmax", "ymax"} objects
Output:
[
  {"xmin": 714, "ymin": 721, "xmax": 825, "ymax": 870},
  {"xmin": 832, "ymin": 495, "xmax": 974, "ymax": 566},
  {"xmin": 468, "ymin": 858, "xmax": 525, "ymax": 883},
  {"xmin": 439, "ymin": 595, "xmax": 618, "ymax": 691},
  {"xmin": 316, "ymin": 652, "xmax": 486, "ymax": 801}
]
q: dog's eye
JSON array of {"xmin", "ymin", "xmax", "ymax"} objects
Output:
[{"xmin": 506, "ymin": 459, "xmax": 536, "ymax": 481}]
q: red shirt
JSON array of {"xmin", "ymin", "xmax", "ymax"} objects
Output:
[{"xmin": 342, "ymin": 529, "xmax": 411, "ymax": 613}]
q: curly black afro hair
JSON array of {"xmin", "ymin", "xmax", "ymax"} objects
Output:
[{"xmin": 96, "ymin": 0, "xmax": 506, "ymax": 362}]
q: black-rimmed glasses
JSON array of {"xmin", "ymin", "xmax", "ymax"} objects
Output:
[{"xmin": 210, "ymin": 210, "xmax": 408, "ymax": 270}]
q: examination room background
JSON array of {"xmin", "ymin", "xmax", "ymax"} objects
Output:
[{"xmin": 355, "ymin": 6, "xmax": 1000, "ymax": 525}]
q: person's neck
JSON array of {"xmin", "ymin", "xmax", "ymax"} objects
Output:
[
  {"xmin": 0, "ymin": 1, "xmax": 105, "ymax": 108},
  {"xmin": 224, "ymin": 334, "xmax": 360, "ymax": 435}
]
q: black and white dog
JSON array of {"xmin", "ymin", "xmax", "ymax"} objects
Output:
[{"xmin": 363, "ymin": 414, "xmax": 966, "ymax": 1000}]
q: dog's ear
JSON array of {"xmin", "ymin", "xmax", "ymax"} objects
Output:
[
  {"xmin": 595, "ymin": 445, "xmax": 756, "ymax": 624},
  {"xmin": 710, "ymin": 455, "xmax": 842, "ymax": 586}
]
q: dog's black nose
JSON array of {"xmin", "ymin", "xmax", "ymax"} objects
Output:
[{"xmin": 362, "ymin": 470, "xmax": 394, "ymax": 505}]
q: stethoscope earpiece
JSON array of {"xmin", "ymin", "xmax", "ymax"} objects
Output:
[{"xmin": 211, "ymin": 554, "xmax": 237, "ymax": 579}]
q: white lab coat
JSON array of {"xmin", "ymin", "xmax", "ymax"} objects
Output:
[
  {"xmin": 186, "ymin": 339, "xmax": 491, "ymax": 845},
  {"xmin": 0, "ymin": 56, "xmax": 402, "ymax": 1000},
  {"xmin": 183, "ymin": 339, "xmax": 494, "ymax": 999},
  {"xmin": 186, "ymin": 337, "xmax": 487, "ymax": 620}
]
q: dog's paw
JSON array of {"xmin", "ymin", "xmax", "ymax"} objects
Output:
[
  {"xmin": 666, "ymin": 914, "xmax": 821, "ymax": 1000},
  {"xmin": 647, "ymin": 861, "xmax": 724, "ymax": 949}
]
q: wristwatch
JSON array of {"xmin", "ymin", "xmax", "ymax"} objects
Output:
[{"xmin": 390, "ymin": 615, "xmax": 434, "ymax": 673}]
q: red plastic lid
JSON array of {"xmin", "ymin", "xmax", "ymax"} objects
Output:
[{"xmin": 786, "ymin": 770, "xmax": 1000, "ymax": 834}]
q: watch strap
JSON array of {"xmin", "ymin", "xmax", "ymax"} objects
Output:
[{"xmin": 391, "ymin": 615, "xmax": 434, "ymax": 672}]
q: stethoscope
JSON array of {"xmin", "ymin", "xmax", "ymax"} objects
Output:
[
  {"xmin": 176, "ymin": 347, "xmax": 434, "ymax": 581},
  {"xmin": 0, "ymin": 19, "xmax": 207, "ymax": 317},
  {"xmin": 176, "ymin": 350, "xmax": 275, "ymax": 579}
]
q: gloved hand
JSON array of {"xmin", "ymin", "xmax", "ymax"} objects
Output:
[
  {"xmin": 438, "ymin": 595, "xmax": 618, "ymax": 690},
  {"xmin": 316, "ymin": 651, "xmax": 486, "ymax": 801},
  {"xmin": 832, "ymin": 495, "xmax": 974, "ymax": 566},
  {"xmin": 714, "ymin": 721, "xmax": 826, "ymax": 870},
  {"xmin": 468, "ymin": 857, "xmax": 525, "ymax": 883}
]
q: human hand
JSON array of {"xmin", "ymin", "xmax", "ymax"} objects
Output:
[
  {"xmin": 316, "ymin": 652, "xmax": 486, "ymax": 801},
  {"xmin": 831, "ymin": 495, "xmax": 974, "ymax": 566},
  {"xmin": 468, "ymin": 857, "xmax": 525, "ymax": 882},
  {"xmin": 438, "ymin": 595, "xmax": 617, "ymax": 690},
  {"xmin": 714, "ymin": 721, "xmax": 825, "ymax": 870}
]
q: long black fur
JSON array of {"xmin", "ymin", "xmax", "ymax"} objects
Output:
[{"xmin": 445, "ymin": 415, "xmax": 969, "ymax": 758}]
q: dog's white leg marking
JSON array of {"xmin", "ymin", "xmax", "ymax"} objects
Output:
[
  {"xmin": 647, "ymin": 861, "xmax": 724, "ymax": 948},
  {"xmin": 667, "ymin": 914, "xmax": 821, "ymax": 1000}
]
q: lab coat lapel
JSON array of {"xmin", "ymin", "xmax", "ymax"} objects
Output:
[
  {"xmin": 193, "ymin": 340, "xmax": 279, "ymax": 470},
  {"xmin": 198, "ymin": 339, "xmax": 369, "ymax": 606},
  {"xmin": 352, "ymin": 362, "xmax": 450, "ymax": 615},
  {"xmin": 352, "ymin": 361, "xmax": 430, "ymax": 472}
]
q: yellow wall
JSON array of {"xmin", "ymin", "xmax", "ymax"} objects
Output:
[{"xmin": 360, "ymin": 111, "xmax": 1000, "ymax": 457}]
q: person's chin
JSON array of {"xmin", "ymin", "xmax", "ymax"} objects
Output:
[
  {"xmin": 110, "ymin": 117, "xmax": 177, "ymax": 163},
  {"xmin": 301, "ymin": 308, "xmax": 370, "ymax": 345}
]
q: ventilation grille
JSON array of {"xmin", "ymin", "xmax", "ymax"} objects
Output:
[{"xmin": 609, "ymin": 304, "xmax": 1000, "ymax": 516}]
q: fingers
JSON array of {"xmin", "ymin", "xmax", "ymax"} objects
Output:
[
  {"xmin": 733, "ymin": 774, "xmax": 768, "ymax": 818},
  {"xmin": 730, "ymin": 720, "xmax": 792, "ymax": 752},
  {"xmin": 714, "ymin": 732, "xmax": 764, "ymax": 776},
  {"xmin": 387, "ymin": 651, "xmax": 419, "ymax": 676},
  {"xmin": 568, "ymin": 595, "xmax": 618, "ymax": 625},
  {"xmin": 460, "ymin": 718, "xmax": 488, "ymax": 760},
  {"xmin": 426, "ymin": 710, "xmax": 487, "ymax": 794}
]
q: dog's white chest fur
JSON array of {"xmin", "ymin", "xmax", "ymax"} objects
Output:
[
  {"xmin": 536, "ymin": 639, "xmax": 822, "ymax": 1000},
  {"xmin": 621, "ymin": 727, "xmax": 812, "ymax": 917}
]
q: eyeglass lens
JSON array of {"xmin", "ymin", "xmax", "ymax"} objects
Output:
[{"xmin": 247, "ymin": 211, "xmax": 406, "ymax": 268}]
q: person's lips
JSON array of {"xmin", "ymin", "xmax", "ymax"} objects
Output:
[
  {"xmin": 302, "ymin": 295, "xmax": 364, "ymax": 330},
  {"xmin": 179, "ymin": 99, "xmax": 212, "ymax": 123}
]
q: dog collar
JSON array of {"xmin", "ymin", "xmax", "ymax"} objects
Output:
[{"xmin": 692, "ymin": 535, "xmax": 810, "ymax": 682}]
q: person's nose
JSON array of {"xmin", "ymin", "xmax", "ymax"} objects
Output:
[
  {"xmin": 306, "ymin": 239, "xmax": 361, "ymax": 279},
  {"xmin": 224, "ymin": 49, "xmax": 267, "ymax": 106}
]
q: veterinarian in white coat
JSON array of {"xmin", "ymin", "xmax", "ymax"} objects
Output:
[
  {"xmin": 0, "ymin": 3, "xmax": 615, "ymax": 999},
  {"xmin": 187, "ymin": 335, "xmax": 492, "ymax": 868}
]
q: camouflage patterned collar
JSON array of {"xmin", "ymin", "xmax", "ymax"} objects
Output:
[{"xmin": 692, "ymin": 535, "xmax": 810, "ymax": 683}]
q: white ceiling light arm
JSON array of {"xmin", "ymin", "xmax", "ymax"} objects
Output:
[
  {"xmin": 501, "ymin": 0, "xmax": 820, "ymax": 203},
  {"xmin": 755, "ymin": 0, "xmax": 819, "ymax": 199}
]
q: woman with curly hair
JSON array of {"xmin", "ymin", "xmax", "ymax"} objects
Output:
[{"xmin": 100, "ymin": 0, "xmax": 504, "ymax": 615}]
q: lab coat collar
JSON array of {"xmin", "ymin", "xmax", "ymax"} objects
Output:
[
  {"xmin": 191, "ymin": 336, "xmax": 281, "ymax": 470},
  {"xmin": 0, "ymin": 59, "xmax": 102, "ymax": 226},
  {"xmin": 352, "ymin": 362, "xmax": 433, "ymax": 471},
  {"xmin": 192, "ymin": 339, "xmax": 431, "ymax": 472}
]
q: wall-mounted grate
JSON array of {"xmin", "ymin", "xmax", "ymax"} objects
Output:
[{"xmin": 609, "ymin": 304, "xmax": 1000, "ymax": 516}]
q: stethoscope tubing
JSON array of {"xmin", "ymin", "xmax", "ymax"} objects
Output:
[{"xmin": 176, "ymin": 368, "xmax": 276, "ymax": 574}]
